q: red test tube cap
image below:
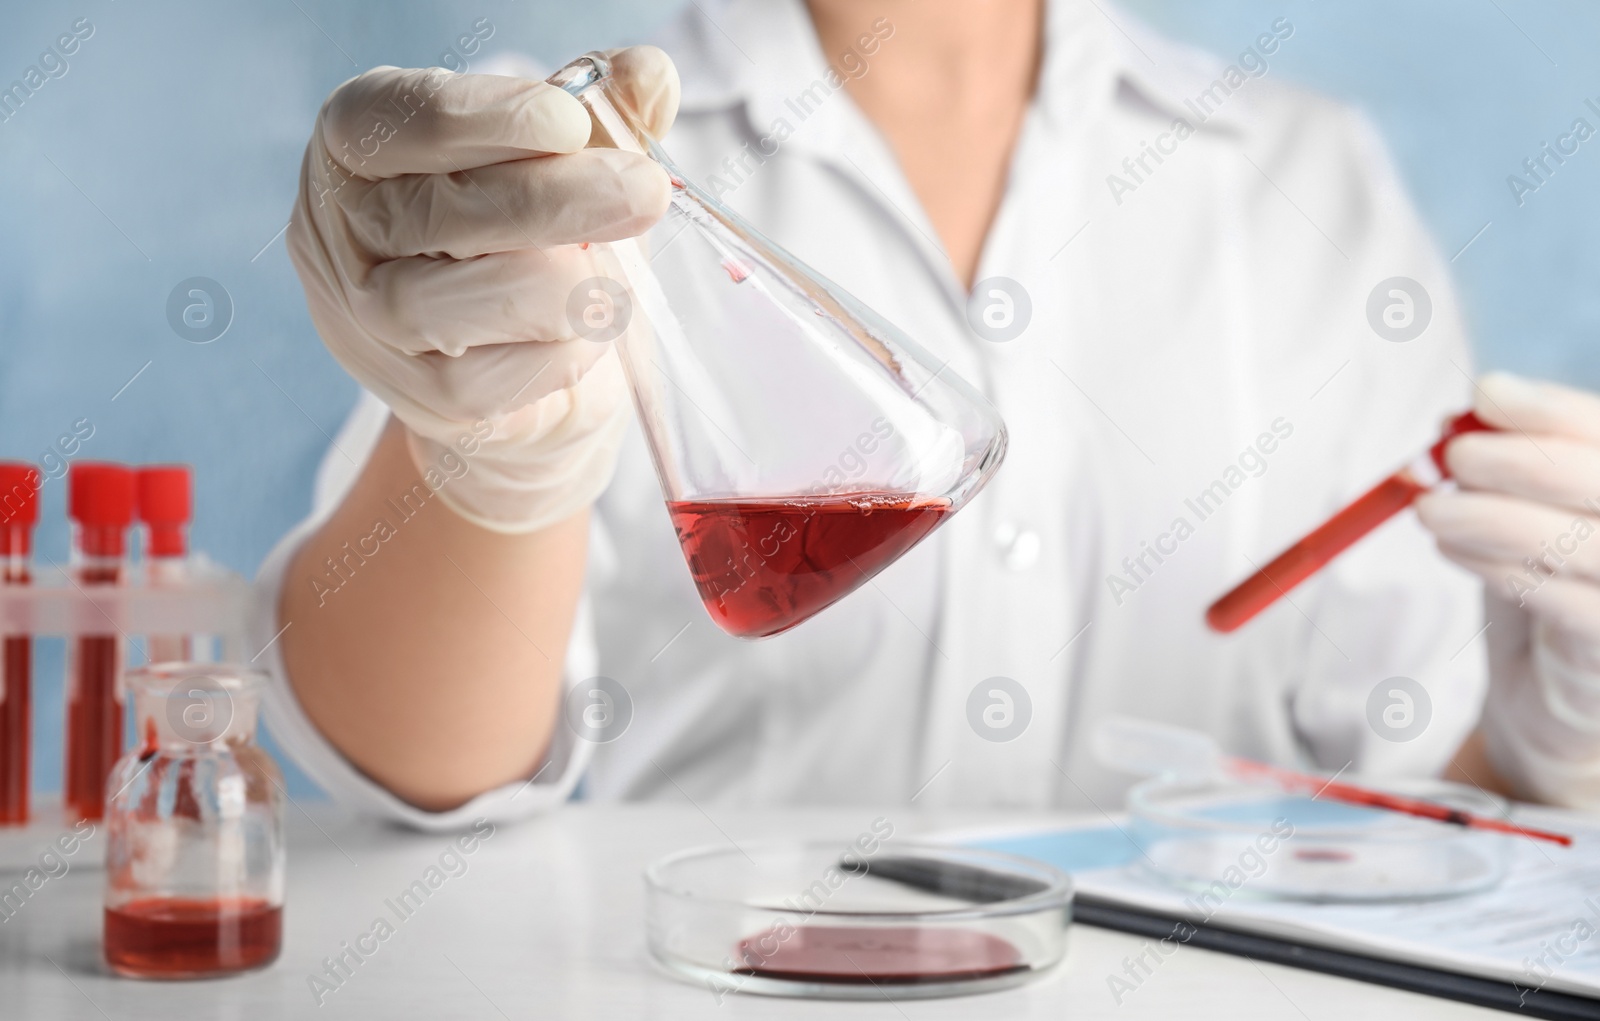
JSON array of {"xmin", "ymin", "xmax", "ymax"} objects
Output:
[
  {"xmin": 1429, "ymin": 411, "xmax": 1494, "ymax": 478},
  {"xmin": 69, "ymin": 463, "xmax": 136, "ymax": 559},
  {"xmin": 69, "ymin": 462, "xmax": 136, "ymax": 525},
  {"xmin": 136, "ymin": 465, "xmax": 192, "ymax": 557},
  {"xmin": 0, "ymin": 462, "xmax": 42, "ymax": 527}
]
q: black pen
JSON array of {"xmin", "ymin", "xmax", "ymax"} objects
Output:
[{"xmin": 847, "ymin": 855, "xmax": 1053, "ymax": 904}]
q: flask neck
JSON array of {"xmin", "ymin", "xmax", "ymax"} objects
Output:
[{"xmin": 547, "ymin": 53, "xmax": 654, "ymax": 159}]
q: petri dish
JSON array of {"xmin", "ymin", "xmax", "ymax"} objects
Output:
[
  {"xmin": 644, "ymin": 841, "xmax": 1072, "ymax": 999},
  {"xmin": 1128, "ymin": 775, "xmax": 1511, "ymax": 903}
]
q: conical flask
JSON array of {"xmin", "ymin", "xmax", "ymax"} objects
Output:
[{"xmin": 549, "ymin": 53, "xmax": 1007, "ymax": 639}]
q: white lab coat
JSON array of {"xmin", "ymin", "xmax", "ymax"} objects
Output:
[{"xmin": 254, "ymin": 0, "xmax": 1488, "ymax": 829}]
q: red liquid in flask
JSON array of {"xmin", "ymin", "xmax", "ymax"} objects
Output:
[
  {"xmin": 668, "ymin": 494, "xmax": 950, "ymax": 638},
  {"xmin": 733, "ymin": 925, "xmax": 1026, "ymax": 985},
  {"xmin": 104, "ymin": 897, "xmax": 283, "ymax": 978}
]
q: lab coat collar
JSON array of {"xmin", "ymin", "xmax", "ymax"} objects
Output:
[
  {"xmin": 1101, "ymin": 10, "xmax": 1262, "ymax": 137},
  {"xmin": 663, "ymin": 0, "xmax": 1256, "ymax": 136},
  {"xmin": 653, "ymin": 0, "xmax": 1258, "ymax": 311},
  {"xmin": 657, "ymin": 0, "xmax": 1133, "ymax": 303},
  {"xmin": 663, "ymin": 0, "xmax": 860, "ymax": 157}
]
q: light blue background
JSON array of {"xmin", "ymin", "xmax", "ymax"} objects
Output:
[{"xmin": 0, "ymin": 1, "xmax": 1594, "ymax": 799}]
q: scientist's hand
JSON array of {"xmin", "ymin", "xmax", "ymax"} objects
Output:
[
  {"xmin": 1415, "ymin": 372, "xmax": 1600, "ymax": 804},
  {"xmin": 287, "ymin": 48, "xmax": 678, "ymax": 532}
]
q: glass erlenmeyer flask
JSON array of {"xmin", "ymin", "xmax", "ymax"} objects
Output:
[{"xmin": 549, "ymin": 53, "xmax": 1007, "ymax": 639}]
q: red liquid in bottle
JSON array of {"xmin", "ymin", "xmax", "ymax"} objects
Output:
[
  {"xmin": 667, "ymin": 494, "xmax": 950, "ymax": 638},
  {"xmin": 104, "ymin": 897, "xmax": 283, "ymax": 978},
  {"xmin": 733, "ymin": 924, "xmax": 1026, "ymax": 985}
]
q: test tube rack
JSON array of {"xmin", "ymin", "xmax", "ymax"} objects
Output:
[{"xmin": 0, "ymin": 555, "xmax": 251, "ymax": 872}]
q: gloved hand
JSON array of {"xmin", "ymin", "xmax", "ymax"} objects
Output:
[
  {"xmin": 1415, "ymin": 372, "xmax": 1600, "ymax": 805},
  {"xmin": 287, "ymin": 48, "xmax": 679, "ymax": 532}
]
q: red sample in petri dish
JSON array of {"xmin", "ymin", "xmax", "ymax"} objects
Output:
[
  {"xmin": 104, "ymin": 897, "xmax": 283, "ymax": 978},
  {"xmin": 734, "ymin": 925, "xmax": 1027, "ymax": 985},
  {"xmin": 667, "ymin": 494, "xmax": 950, "ymax": 638},
  {"xmin": 0, "ymin": 462, "xmax": 39, "ymax": 826}
]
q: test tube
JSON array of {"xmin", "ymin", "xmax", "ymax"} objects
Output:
[
  {"xmin": 1206, "ymin": 412, "xmax": 1494, "ymax": 632},
  {"xmin": 136, "ymin": 465, "xmax": 193, "ymax": 664},
  {"xmin": 66, "ymin": 462, "xmax": 135, "ymax": 822},
  {"xmin": 0, "ymin": 464, "xmax": 40, "ymax": 826}
]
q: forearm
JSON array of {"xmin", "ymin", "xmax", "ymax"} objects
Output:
[{"xmin": 278, "ymin": 417, "xmax": 589, "ymax": 811}]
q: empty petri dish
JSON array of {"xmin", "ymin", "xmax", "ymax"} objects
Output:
[
  {"xmin": 644, "ymin": 841, "xmax": 1071, "ymax": 999},
  {"xmin": 1128, "ymin": 776, "xmax": 1511, "ymax": 903}
]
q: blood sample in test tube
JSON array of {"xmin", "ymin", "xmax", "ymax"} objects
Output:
[
  {"xmin": 66, "ymin": 462, "xmax": 135, "ymax": 822},
  {"xmin": 136, "ymin": 465, "xmax": 193, "ymax": 664},
  {"xmin": 0, "ymin": 463, "xmax": 40, "ymax": 826},
  {"xmin": 1206, "ymin": 412, "xmax": 1495, "ymax": 633}
]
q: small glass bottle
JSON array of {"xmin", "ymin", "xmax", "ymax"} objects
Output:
[{"xmin": 104, "ymin": 664, "xmax": 285, "ymax": 979}]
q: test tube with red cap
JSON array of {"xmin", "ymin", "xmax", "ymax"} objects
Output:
[
  {"xmin": 0, "ymin": 463, "xmax": 40, "ymax": 826},
  {"xmin": 66, "ymin": 462, "xmax": 135, "ymax": 822},
  {"xmin": 137, "ymin": 465, "xmax": 193, "ymax": 664},
  {"xmin": 1206, "ymin": 411, "xmax": 1497, "ymax": 633}
]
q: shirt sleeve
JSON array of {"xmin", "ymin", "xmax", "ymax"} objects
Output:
[{"xmin": 250, "ymin": 390, "xmax": 597, "ymax": 832}]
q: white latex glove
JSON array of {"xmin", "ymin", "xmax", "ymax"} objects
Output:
[
  {"xmin": 287, "ymin": 48, "xmax": 678, "ymax": 532},
  {"xmin": 1415, "ymin": 372, "xmax": 1600, "ymax": 806}
]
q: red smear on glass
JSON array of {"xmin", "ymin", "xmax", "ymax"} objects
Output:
[
  {"xmin": 1294, "ymin": 848, "xmax": 1355, "ymax": 863},
  {"xmin": 105, "ymin": 897, "xmax": 282, "ymax": 978},
  {"xmin": 139, "ymin": 717, "xmax": 159, "ymax": 762},
  {"xmin": 721, "ymin": 259, "xmax": 750, "ymax": 284},
  {"xmin": 668, "ymin": 495, "xmax": 950, "ymax": 639},
  {"xmin": 733, "ymin": 925, "xmax": 1025, "ymax": 985}
]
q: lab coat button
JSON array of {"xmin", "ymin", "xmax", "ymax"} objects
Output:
[{"xmin": 993, "ymin": 522, "xmax": 1041, "ymax": 571}]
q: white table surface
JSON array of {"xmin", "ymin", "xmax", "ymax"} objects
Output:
[{"xmin": 1, "ymin": 803, "xmax": 1506, "ymax": 1019}]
